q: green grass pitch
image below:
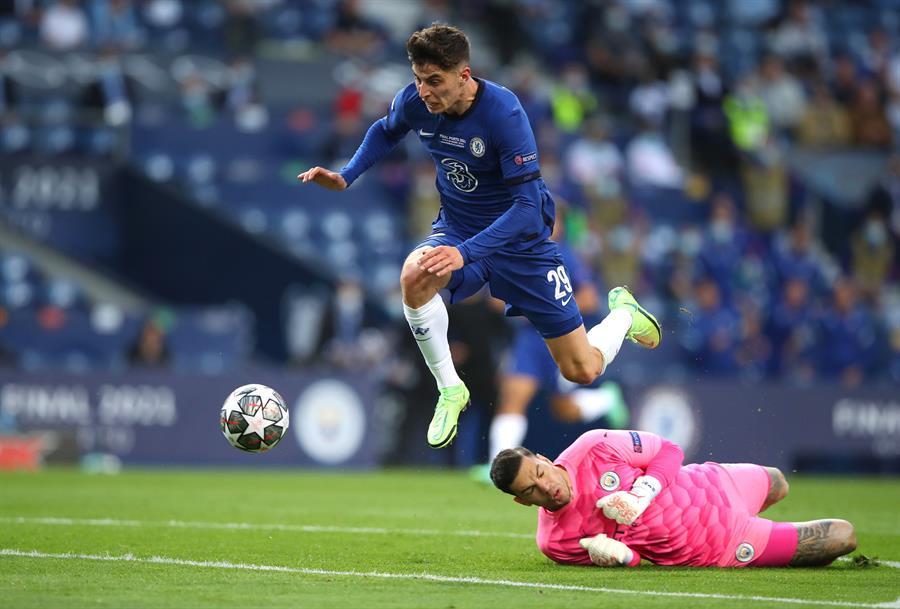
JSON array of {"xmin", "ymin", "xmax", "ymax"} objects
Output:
[{"xmin": 0, "ymin": 469, "xmax": 897, "ymax": 608}]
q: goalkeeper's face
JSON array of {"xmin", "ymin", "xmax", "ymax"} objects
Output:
[{"xmin": 509, "ymin": 454, "xmax": 572, "ymax": 511}]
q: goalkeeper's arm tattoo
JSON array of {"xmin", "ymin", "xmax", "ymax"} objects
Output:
[
  {"xmin": 789, "ymin": 520, "xmax": 852, "ymax": 566},
  {"xmin": 761, "ymin": 467, "xmax": 788, "ymax": 511}
]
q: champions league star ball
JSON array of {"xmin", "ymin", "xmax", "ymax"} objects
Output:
[{"xmin": 220, "ymin": 384, "xmax": 290, "ymax": 453}]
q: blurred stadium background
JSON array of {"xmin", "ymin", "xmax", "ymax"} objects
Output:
[{"xmin": 0, "ymin": 0, "xmax": 898, "ymax": 475}]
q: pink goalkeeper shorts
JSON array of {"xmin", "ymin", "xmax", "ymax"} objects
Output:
[{"xmin": 717, "ymin": 463, "xmax": 798, "ymax": 567}]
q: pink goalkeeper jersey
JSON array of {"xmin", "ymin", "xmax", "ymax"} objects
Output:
[{"xmin": 536, "ymin": 430, "xmax": 773, "ymax": 567}]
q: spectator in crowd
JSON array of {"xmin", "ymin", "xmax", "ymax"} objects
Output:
[
  {"xmin": 797, "ymin": 81, "xmax": 852, "ymax": 149},
  {"xmin": 697, "ymin": 192, "xmax": 751, "ymax": 304},
  {"xmin": 766, "ymin": 275, "xmax": 817, "ymax": 381},
  {"xmin": 178, "ymin": 71, "xmax": 221, "ymax": 127},
  {"xmin": 689, "ymin": 49, "xmax": 737, "ymax": 177},
  {"xmin": 723, "ymin": 76, "xmax": 771, "ymax": 155},
  {"xmin": 680, "ymin": 275, "xmax": 741, "ymax": 376},
  {"xmin": 848, "ymin": 79, "xmax": 893, "ymax": 148},
  {"xmin": 628, "ymin": 66, "xmax": 669, "ymax": 129},
  {"xmin": 752, "ymin": 54, "xmax": 807, "ymax": 136},
  {"xmin": 320, "ymin": 76, "xmax": 367, "ymax": 166},
  {"xmin": 740, "ymin": 148, "xmax": 791, "ymax": 235},
  {"xmin": 860, "ymin": 26, "xmax": 892, "ymax": 80},
  {"xmin": 321, "ymin": 276, "xmax": 367, "ymax": 369},
  {"xmin": 565, "ymin": 117, "xmax": 624, "ymax": 200},
  {"xmin": 625, "ymin": 120, "xmax": 684, "ymax": 189},
  {"xmin": 816, "ymin": 277, "xmax": 878, "ymax": 387},
  {"xmin": 128, "ymin": 316, "xmax": 170, "ymax": 368},
  {"xmin": 850, "ymin": 210, "xmax": 895, "ymax": 302},
  {"xmin": 551, "ymin": 64, "xmax": 597, "ymax": 135},
  {"xmin": 770, "ymin": 217, "xmax": 832, "ymax": 298},
  {"xmin": 595, "ymin": 223, "xmax": 642, "ymax": 293},
  {"xmin": 767, "ymin": 0, "xmax": 828, "ymax": 66},
  {"xmin": 735, "ymin": 301, "xmax": 772, "ymax": 380},
  {"xmin": 831, "ymin": 53, "xmax": 859, "ymax": 107}
]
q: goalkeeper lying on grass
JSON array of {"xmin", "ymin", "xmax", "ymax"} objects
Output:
[{"xmin": 491, "ymin": 430, "xmax": 857, "ymax": 567}]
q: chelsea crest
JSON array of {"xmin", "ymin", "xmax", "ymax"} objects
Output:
[{"xmin": 469, "ymin": 137, "xmax": 485, "ymax": 157}]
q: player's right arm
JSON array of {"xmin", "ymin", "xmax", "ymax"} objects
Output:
[
  {"xmin": 297, "ymin": 86, "xmax": 413, "ymax": 190},
  {"xmin": 297, "ymin": 166, "xmax": 347, "ymax": 190}
]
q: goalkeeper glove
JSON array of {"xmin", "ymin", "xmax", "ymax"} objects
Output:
[
  {"xmin": 578, "ymin": 534, "xmax": 633, "ymax": 567},
  {"xmin": 596, "ymin": 475, "xmax": 661, "ymax": 525}
]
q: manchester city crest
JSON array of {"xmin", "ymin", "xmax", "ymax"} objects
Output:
[
  {"xmin": 735, "ymin": 542, "xmax": 755, "ymax": 563},
  {"xmin": 469, "ymin": 136, "xmax": 485, "ymax": 157},
  {"xmin": 599, "ymin": 471, "xmax": 620, "ymax": 491}
]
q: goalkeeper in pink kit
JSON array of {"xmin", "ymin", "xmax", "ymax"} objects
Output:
[{"xmin": 491, "ymin": 430, "xmax": 857, "ymax": 567}]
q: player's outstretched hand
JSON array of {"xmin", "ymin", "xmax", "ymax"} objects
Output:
[
  {"xmin": 297, "ymin": 167, "xmax": 347, "ymax": 191},
  {"xmin": 578, "ymin": 534, "xmax": 633, "ymax": 567},
  {"xmin": 596, "ymin": 475, "xmax": 661, "ymax": 525},
  {"xmin": 417, "ymin": 245, "xmax": 464, "ymax": 277}
]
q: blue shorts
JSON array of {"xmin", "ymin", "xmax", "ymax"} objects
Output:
[
  {"xmin": 506, "ymin": 322, "xmax": 561, "ymax": 391},
  {"xmin": 415, "ymin": 229, "xmax": 583, "ymax": 338}
]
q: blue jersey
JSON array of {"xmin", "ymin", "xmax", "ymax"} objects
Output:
[{"xmin": 340, "ymin": 78, "xmax": 554, "ymax": 263}]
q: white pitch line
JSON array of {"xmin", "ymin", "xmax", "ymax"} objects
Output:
[
  {"xmin": 0, "ymin": 516, "xmax": 533, "ymax": 540},
  {"xmin": 3, "ymin": 517, "xmax": 898, "ymax": 570},
  {"xmin": 837, "ymin": 557, "xmax": 900, "ymax": 569},
  {"xmin": 1, "ymin": 548, "xmax": 896, "ymax": 609}
]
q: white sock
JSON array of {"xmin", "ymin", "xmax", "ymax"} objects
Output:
[
  {"xmin": 571, "ymin": 385, "xmax": 617, "ymax": 422},
  {"xmin": 586, "ymin": 308, "xmax": 632, "ymax": 374},
  {"xmin": 403, "ymin": 293, "xmax": 461, "ymax": 389},
  {"xmin": 489, "ymin": 413, "xmax": 528, "ymax": 461}
]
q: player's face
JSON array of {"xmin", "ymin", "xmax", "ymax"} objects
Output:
[
  {"xmin": 509, "ymin": 454, "xmax": 572, "ymax": 511},
  {"xmin": 412, "ymin": 63, "xmax": 469, "ymax": 114}
]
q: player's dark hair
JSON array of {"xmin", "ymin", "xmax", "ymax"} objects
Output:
[
  {"xmin": 490, "ymin": 447, "xmax": 534, "ymax": 495},
  {"xmin": 406, "ymin": 24, "xmax": 470, "ymax": 71}
]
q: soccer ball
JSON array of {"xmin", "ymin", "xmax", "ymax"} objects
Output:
[{"xmin": 220, "ymin": 384, "xmax": 290, "ymax": 453}]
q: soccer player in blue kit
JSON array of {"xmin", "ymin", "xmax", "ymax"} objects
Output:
[{"xmin": 299, "ymin": 24, "xmax": 660, "ymax": 449}]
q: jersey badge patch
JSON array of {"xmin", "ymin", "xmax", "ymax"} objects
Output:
[
  {"xmin": 514, "ymin": 152, "xmax": 537, "ymax": 165},
  {"xmin": 630, "ymin": 431, "xmax": 643, "ymax": 453},
  {"xmin": 736, "ymin": 542, "xmax": 755, "ymax": 563},
  {"xmin": 469, "ymin": 137, "xmax": 485, "ymax": 157},
  {"xmin": 599, "ymin": 471, "xmax": 620, "ymax": 491}
]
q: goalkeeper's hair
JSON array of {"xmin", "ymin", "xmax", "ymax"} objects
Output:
[{"xmin": 490, "ymin": 447, "xmax": 534, "ymax": 494}]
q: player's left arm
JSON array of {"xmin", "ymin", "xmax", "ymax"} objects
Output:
[
  {"xmin": 594, "ymin": 430, "xmax": 684, "ymax": 526},
  {"xmin": 421, "ymin": 176, "xmax": 543, "ymax": 276}
]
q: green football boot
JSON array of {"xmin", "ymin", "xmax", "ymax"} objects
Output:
[
  {"xmin": 608, "ymin": 286, "xmax": 661, "ymax": 349},
  {"xmin": 427, "ymin": 383, "xmax": 470, "ymax": 449}
]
